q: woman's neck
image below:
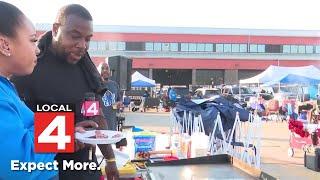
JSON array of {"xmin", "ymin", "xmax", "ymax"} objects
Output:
[{"xmin": 0, "ymin": 65, "xmax": 10, "ymax": 79}]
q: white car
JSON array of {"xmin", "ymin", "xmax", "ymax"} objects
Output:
[
  {"xmin": 194, "ymin": 88, "xmax": 221, "ymax": 99},
  {"xmin": 222, "ymin": 85, "xmax": 256, "ymax": 102}
]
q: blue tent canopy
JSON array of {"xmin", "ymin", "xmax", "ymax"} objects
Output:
[
  {"xmin": 131, "ymin": 71, "xmax": 156, "ymax": 87},
  {"xmin": 131, "ymin": 80, "xmax": 156, "ymax": 87},
  {"xmin": 263, "ymin": 74, "xmax": 320, "ymax": 86},
  {"xmin": 240, "ymin": 65, "xmax": 320, "ymax": 84}
]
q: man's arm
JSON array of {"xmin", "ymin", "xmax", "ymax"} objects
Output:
[{"xmin": 94, "ymin": 107, "xmax": 119, "ymax": 179}]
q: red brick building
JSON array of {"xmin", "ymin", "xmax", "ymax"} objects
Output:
[{"xmin": 36, "ymin": 24, "xmax": 320, "ymax": 86}]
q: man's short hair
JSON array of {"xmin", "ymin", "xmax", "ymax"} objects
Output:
[
  {"xmin": 55, "ymin": 4, "xmax": 92, "ymax": 24},
  {"xmin": 97, "ymin": 58, "xmax": 109, "ymax": 75}
]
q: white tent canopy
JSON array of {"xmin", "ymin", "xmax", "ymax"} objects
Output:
[
  {"xmin": 239, "ymin": 65, "xmax": 320, "ymax": 84},
  {"xmin": 131, "ymin": 71, "xmax": 156, "ymax": 87}
]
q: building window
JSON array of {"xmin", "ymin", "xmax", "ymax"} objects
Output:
[
  {"xmin": 240, "ymin": 44, "xmax": 247, "ymax": 52},
  {"xmin": 316, "ymin": 46, "xmax": 320, "ymax": 53},
  {"xmin": 216, "ymin": 44, "xmax": 223, "ymax": 52},
  {"xmin": 97, "ymin": 41, "xmax": 106, "ymax": 50},
  {"xmin": 197, "ymin": 43, "xmax": 205, "ymax": 51},
  {"xmin": 109, "ymin": 42, "xmax": 117, "ymax": 51},
  {"xmin": 205, "ymin": 43, "xmax": 213, "ymax": 52},
  {"xmin": 298, "ymin": 45, "xmax": 305, "ymax": 54},
  {"xmin": 170, "ymin": 43, "xmax": 178, "ymax": 51},
  {"xmin": 154, "ymin": 43, "xmax": 162, "ymax": 51},
  {"xmin": 89, "ymin": 41, "xmax": 98, "ymax": 51},
  {"xmin": 145, "ymin": 42, "xmax": 153, "ymax": 51},
  {"xmin": 224, "ymin": 44, "xmax": 231, "ymax": 52},
  {"xmin": 118, "ymin": 42, "xmax": 126, "ymax": 51},
  {"xmin": 283, "ymin": 45, "xmax": 290, "ymax": 53},
  {"xmin": 291, "ymin": 45, "xmax": 298, "ymax": 53},
  {"xmin": 306, "ymin": 46, "xmax": 313, "ymax": 54},
  {"xmin": 231, "ymin": 44, "xmax": 240, "ymax": 53},
  {"xmin": 250, "ymin": 44, "xmax": 258, "ymax": 52},
  {"xmin": 104, "ymin": 41, "xmax": 320, "ymax": 54},
  {"xmin": 265, "ymin": 44, "xmax": 281, "ymax": 53},
  {"xmin": 189, "ymin": 43, "xmax": 197, "ymax": 52},
  {"xmin": 181, "ymin": 43, "xmax": 189, "ymax": 51},
  {"xmin": 125, "ymin": 42, "xmax": 144, "ymax": 51},
  {"xmin": 162, "ymin": 43, "xmax": 170, "ymax": 51},
  {"xmin": 257, "ymin": 44, "xmax": 265, "ymax": 53}
]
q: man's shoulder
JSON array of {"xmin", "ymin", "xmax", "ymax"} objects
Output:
[
  {"xmin": 106, "ymin": 80, "xmax": 119, "ymax": 87},
  {"xmin": 25, "ymin": 52, "xmax": 57, "ymax": 76},
  {"xmin": 36, "ymin": 51, "xmax": 56, "ymax": 66},
  {"xmin": 11, "ymin": 53, "xmax": 54, "ymax": 88},
  {"xmin": 111, "ymin": 80, "xmax": 119, "ymax": 85}
]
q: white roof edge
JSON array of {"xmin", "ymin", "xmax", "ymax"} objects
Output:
[{"xmin": 35, "ymin": 23, "xmax": 320, "ymax": 37}]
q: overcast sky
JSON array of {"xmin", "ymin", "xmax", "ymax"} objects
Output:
[{"xmin": 4, "ymin": 0, "xmax": 320, "ymax": 30}]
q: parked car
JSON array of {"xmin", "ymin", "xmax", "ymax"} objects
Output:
[
  {"xmin": 222, "ymin": 85, "xmax": 256, "ymax": 102},
  {"xmin": 194, "ymin": 87, "xmax": 221, "ymax": 99}
]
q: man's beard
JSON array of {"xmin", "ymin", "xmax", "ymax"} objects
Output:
[
  {"xmin": 52, "ymin": 40, "xmax": 79, "ymax": 64},
  {"xmin": 51, "ymin": 41, "xmax": 69, "ymax": 62},
  {"xmin": 59, "ymin": 49, "xmax": 80, "ymax": 64}
]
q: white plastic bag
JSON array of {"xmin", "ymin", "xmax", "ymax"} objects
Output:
[
  {"xmin": 190, "ymin": 115, "xmax": 209, "ymax": 158},
  {"xmin": 179, "ymin": 111, "xmax": 192, "ymax": 158}
]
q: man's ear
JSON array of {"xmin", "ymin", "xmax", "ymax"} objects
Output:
[
  {"xmin": 0, "ymin": 36, "xmax": 11, "ymax": 57},
  {"xmin": 52, "ymin": 23, "xmax": 60, "ymax": 40}
]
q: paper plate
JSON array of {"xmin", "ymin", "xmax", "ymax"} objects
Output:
[{"xmin": 75, "ymin": 130, "xmax": 125, "ymax": 145}]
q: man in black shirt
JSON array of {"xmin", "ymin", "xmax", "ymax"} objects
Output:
[{"xmin": 12, "ymin": 4, "xmax": 119, "ymax": 180}]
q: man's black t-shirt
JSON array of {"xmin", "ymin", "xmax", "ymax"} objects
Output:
[{"xmin": 12, "ymin": 49, "xmax": 101, "ymax": 180}]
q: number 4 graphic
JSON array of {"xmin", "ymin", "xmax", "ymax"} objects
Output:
[
  {"xmin": 81, "ymin": 101, "xmax": 100, "ymax": 117},
  {"xmin": 87, "ymin": 102, "xmax": 98, "ymax": 115},
  {"xmin": 38, "ymin": 116, "xmax": 71, "ymax": 150},
  {"xmin": 34, "ymin": 112, "xmax": 74, "ymax": 153}
]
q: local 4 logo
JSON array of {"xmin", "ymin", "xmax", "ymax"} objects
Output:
[
  {"xmin": 34, "ymin": 104, "xmax": 75, "ymax": 153},
  {"xmin": 81, "ymin": 101, "xmax": 100, "ymax": 117}
]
